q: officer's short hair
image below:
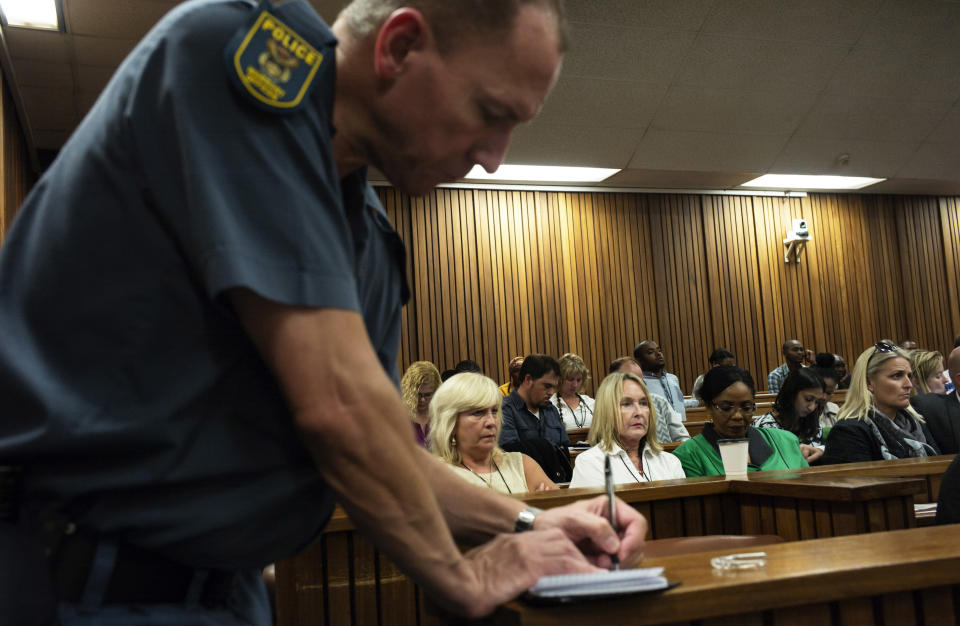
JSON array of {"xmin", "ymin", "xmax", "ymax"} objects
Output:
[{"xmin": 338, "ymin": 0, "xmax": 568, "ymax": 54}]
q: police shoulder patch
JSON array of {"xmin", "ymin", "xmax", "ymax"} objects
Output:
[{"xmin": 225, "ymin": 0, "xmax": 324, "ymax": 113}]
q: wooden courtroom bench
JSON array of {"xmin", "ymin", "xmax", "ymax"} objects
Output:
[
  {"xmin": 275, "ymin": 468, "xmax": 931, "ymax": 626},
  {"xmin": 496, "ymin": 524, "xmax": 960, "ymax": 625}
]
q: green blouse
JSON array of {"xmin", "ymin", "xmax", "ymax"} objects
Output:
[{"xmin": 673, "ymin": 427, "xmax": 808, "ymax": 477}]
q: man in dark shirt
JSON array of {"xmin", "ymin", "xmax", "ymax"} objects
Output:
[{"xmin": 501, "ymin": 354, "xmax": 569, "ymax": 447}]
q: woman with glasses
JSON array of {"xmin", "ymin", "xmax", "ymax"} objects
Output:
[
  {"xmin": 551, "ymin": 353, "xmax": 596, "ymax": 429},
  {"xmin": 401, "ymin": 361, "xmax": 442, "ymax": 448},
  {"xmin": 569, "ymin": 372, "xmax": 685, "ymax": 488},
  {"xmin": 753, "ymin": 368, "xmax": 828, "ymax": 464},
  {"xmin": 429, "ymin": 372, "xmax": 557, "ymax": 493},
  {"xmin": 822, "ymin": 343, "xmax": 939, "ymax": 464},
  {"xmin": 673, "ymin": 366, "xmax": 808, "ymax": 477}
]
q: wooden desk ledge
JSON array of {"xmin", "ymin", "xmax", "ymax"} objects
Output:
[{"xmin": 497, "ymin": 525, "xmax": 960, "ymax": 626}]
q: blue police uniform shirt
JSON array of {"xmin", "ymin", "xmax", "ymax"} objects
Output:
[{"xmin": 0, "ymin": 0, "xmax": 407, "ymax": 569}]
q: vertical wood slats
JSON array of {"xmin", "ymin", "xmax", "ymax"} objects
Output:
[
  {"xmin": 381, "ymin": 188, "xmax": 960, "ymax": 394},
  {"xmin": 0, "ymin": 66, "xmax": 32, "ymax": 245}
]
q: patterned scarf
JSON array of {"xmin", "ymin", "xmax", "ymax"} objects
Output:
[{"xmin": 865, "ymin": 410, "xmax": 937, "ymax": 460}]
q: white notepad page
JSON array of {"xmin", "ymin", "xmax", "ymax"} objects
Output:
[{"xmin": 529, "ymin": 567, "xmax": 668, "ymax": 598}]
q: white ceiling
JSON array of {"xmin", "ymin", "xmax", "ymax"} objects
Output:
[{"xmin": 3, "ymin": 0, "xmax": 960, "ymax": 193}]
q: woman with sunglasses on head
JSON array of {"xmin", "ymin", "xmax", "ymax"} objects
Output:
[
  {"xmin": 673, "ymin": 366, "xmax": 808, "ymax": 477},
  {"xmin": 569, "ymin": 372, "xmax": 684, "ymax": 488},
  {"xmin": 822, "ymin": 343, "xmax": 940, "ymax": 464},
  {"xmin": 753, "ymin": 368, "xmax": 828, "ymax": 464}
]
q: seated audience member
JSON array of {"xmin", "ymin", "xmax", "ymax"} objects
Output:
[
  {"xmin": 910, "ymin": 350, "xmax": 948, "ymax": 396},
  {"xmin": 498, "ymin": 355, "xmax": 524, "ymax": 396},
  {"xmin": 833, "ymin": 354, "xmax": 850, "ymax": 389},
  {"xmin": 500, "ymin": 354, "xmax": 570, "ymax": 447},
  {"xmin": 430, "ymin": 373, "xmax": 556, "ymax": 494},
  {"xmin": 401, "ymin": 361, "xmax": 442, "ymax": 448},
  {"xmin": 691, "ymin": 348, "xmax": 735, "ymax": 401},
  {"xmin": 453, "ymin": 359, "xmax": 483, "ymax": 375},
  {"xmin": 911, "ymin": 346, "xmax": 960, "ymax": 454},
  {"xmin": 767, "ymin": 339, "xmax": 806, "ymax": 393},
  {"xmin": 899, "ymin": 339, "xmax": 919, "ymax": 351},
  {"xmin": 440, "ymin": 368, "xmax": 457, "ymax": 382},
  {"xmin": 822, "ymin": 342, "xmax": 940, "ymax": 464},
  {"xmin": 551, "ymin": 353, "xmax": 595, "ymax": 429},
  {"xmin": 634, "ymin": 340, "xmax": 697, "ymax": 416},
  {"xmin": 810, "ymin": 365, "xmax": 840, "ymax": 429},
  {"xmin": 936, "ymin": 454, "xmax": 960, "ymax": 525},
  {"xmin": 609, "ymin": 357, "xmax": 689, "ymax": 442},
  {"xmin": 753, "ymin": 369, "xmax": 828, "ymax": 463},
  {"xmin": 673, "ymin": 366, "xmax": 808, "ymax": 477},
  {"xmin": 570, "ymin": 372, "xmax": 685, "ymax": 487}
]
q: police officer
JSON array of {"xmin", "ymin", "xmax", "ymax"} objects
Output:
[{"xmin": 0, "ymin": 0, "xmax": 647, "ymax": 622}]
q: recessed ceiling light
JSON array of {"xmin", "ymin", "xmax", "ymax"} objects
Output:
[
  {"xmin": 464, "ymin": 164, "xmax": 619, "ymax": 183},
  {"xmin": 740, "ymin": 174, "xmax": 885, "ymax": 191},
  {"xmin": 0, "ymin": 0, "xmax": 59, "ymax": 30}
]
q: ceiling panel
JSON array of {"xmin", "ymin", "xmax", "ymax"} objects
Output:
[
  {"xmin": 562, "ymin": 21, "xmax": 696, "ymax": 83},
  {"xmin": 563, "ymin": 0, "xmax": 718, "ymax": 31},
  {"xmin": 795, "ymin": 95, "xmax": 951, "ymax": 143},
  {"xmin": 506, "ymin": 123, "xmax": 645, "ymax": 168},
  {"xmin": 65, "ymin": 0, "xmax": 180, "ymax": 39},
  {"xmin": 856, "ymin": 0, "xmax": 960, "ymax": 51},
  {"xmin": 20, "ymin": 86, "xmax": 76, "ymax": 130},
  {"xmin": 534, "ymin": 76, "xmax": 665, "ymax": 129},
  {"xmin": 897, "ymin": 142, "xmax": 960, "ymax": 181},
  {"xmin": 699, "ymin": 0, "xmax": 881, "ymax": 45},
  {"xmin": 651, "ymin": 84, "xmax": 817, "ymax": 134},
  {"xmin": 824, "ymin": 43, "xmax": 960, "ymax": 102},
  {"xmin": 72, "ymin": 35, "xmax": 137, "ymax": 67},
  {"xmin": 628, "ymin": 129, "xmax": 788, "ymax": 172},
  {"xmin": 674, "ymin": 35, "xmax": 849, "ymax": 92},
  {"xmin": 927, "ymin": 102, "xmax": 960, "ymax": 144},
  {"xmin": 8, "ymin": 59, "xmax": 72, "ymax": 89},
  {"xmin": 770, "ymin": 136, "xmax": 918, "ymax": 177},
  {"xmin": 4, "ymin": 29, "xmax": 70, "ymax": 63}
]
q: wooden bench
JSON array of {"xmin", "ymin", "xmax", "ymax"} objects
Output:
[
  {"xmin": 497, "ymin": 524, "xmax": 960, "ymax": 625},
  {"xmin": 275, "ymin": 467, "xmax": 934, "ymax": 626}
]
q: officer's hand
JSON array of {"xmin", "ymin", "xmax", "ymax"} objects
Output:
[
  {"xmin": 453, "ymin": 529, "xmax": 599, "ymax": 617},
  {"xmin": 535, "ymin": 496, "xmax": 648, "ymax": 569}
]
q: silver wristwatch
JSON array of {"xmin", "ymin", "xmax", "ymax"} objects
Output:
[{"xmin": 514, "ymin": 506, "xmax": 543, "ymax": 532}]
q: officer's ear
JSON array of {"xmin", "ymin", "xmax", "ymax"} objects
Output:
[{"xmin": 373, "ymin": 8, "xmax": 430, "ymax": 80}]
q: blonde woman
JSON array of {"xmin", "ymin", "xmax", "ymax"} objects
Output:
[
  {"xmin": 822, "ymin": 342, "xmax": 940, "ymax": 464},
  {"xmin": 550, "ymin": 353, "xmax": 595, "ymax": 429},
  {"xmin": 569, "ymin": 372, "xmax": 685, "ymax": 488},
  {"xmin": 910, "ymin": 350, "xmax": 948, "ymax": 396},
  {"xmin": 430, "ymin": 373, "xmax": 556, "ymax": 494},
  {"xmin": 400, "ymin": 361, "xmax": 441, "ymax": 448}
]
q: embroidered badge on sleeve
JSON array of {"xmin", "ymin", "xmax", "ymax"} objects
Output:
[{"xmin": 225, "ymin": 0, "xmax": 324, "ymax": 113}]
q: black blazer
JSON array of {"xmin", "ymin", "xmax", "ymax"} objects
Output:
[{"xmin": 911, "ymin": 391, "xmax": 960, "ymax": 454}]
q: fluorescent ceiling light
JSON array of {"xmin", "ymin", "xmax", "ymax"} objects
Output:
[
  {"xmin": 0, "ymin": 0, "xmax": 59, "ymax": 29},
  {"xmin": 465, "ymin": 164, "xmax": 619, "ymax": 183},
  {"xmin": 740, "ymin": 174, "xmax": 885, "ymax": 191}
]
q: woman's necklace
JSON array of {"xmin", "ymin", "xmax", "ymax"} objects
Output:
[
  {"xmin": 619, "ymin": 449, "xmax": 647, "ymax": 483},
  {"xmin": 558, "ymin": 395, "xmax": 590, "ymax": 428},
  {"xmin": 460, "ymin": 459, "xmax": 512, "ymax": 494}
]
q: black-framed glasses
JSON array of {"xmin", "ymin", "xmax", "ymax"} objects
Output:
[{"xmin": 711, "ymin": 402, "xmax": 757, "ymax": 417}]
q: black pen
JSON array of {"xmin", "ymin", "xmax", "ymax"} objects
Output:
[{"xmin": 604, "ymin": 454, "xmax": 619, "ymax": 570}]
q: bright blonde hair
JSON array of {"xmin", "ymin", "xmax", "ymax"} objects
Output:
[
  {"xmin": 400, "ymin": 361, "xmax": 441, "ymax": 419},
  {"xmin": 910, "ymin": 350, "xmax": 944, "ymax": 396},
  {"xmin": 428, "ymin": 372, "xmax": 504, "ymax": 465},
  {"xmin": 837, "ymin": 345, "xmax": 924, "ymax": 422},
  {"xmin": 587, "ymin": 372, "xmax": 662, "ymax": 454}
]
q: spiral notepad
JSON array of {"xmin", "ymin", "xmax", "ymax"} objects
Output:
[{"xmin": 528, "ymin": 567, "xmax": 668, "ymax": 598}]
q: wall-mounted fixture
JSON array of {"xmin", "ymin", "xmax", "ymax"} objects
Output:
[{"xmin": 784, "ymin": 218, "xmax": 810, "ymax": 263}]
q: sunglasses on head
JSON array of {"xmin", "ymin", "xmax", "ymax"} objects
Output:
[{"xmin": 873, "ymin": 341, "xmax": 896, "ymax": 354}]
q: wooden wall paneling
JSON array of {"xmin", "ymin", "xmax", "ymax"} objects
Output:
[
  {"xmin": 701, "ymin": 196, "xmax": 726, "ymax": 370},
  {"xmin": 475, "ymin": 191, "xmax": 504, "ymax": 381},
  {"xmin": 939, "ymin": 197, "xmax": 960, "ymax": 344},
  {"xmin": 538, "ymin": 190, "xmax": 560, "ymax": 357},
  {"xmin": 868, "ymin": 195, "xmax": 907, "ymax": 341},
  {"xmin": 494, "ymin": 190, "xmax": 517, "ymax": 366},
  {"xmin": 580, "ymin": 193, "xmax": 604, "ymax": 371},
  {"xmin": 447, "ymin": 190, "xmax": 466, "ymax": 364}
]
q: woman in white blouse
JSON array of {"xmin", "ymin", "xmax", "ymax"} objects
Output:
[
  {"xmin": 570, "ymin": 372, "xmax": 685, "ymax": 488},
  {"xmin": 551, "ymin": 353, "xmax": 595, "ymax": 429}
]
